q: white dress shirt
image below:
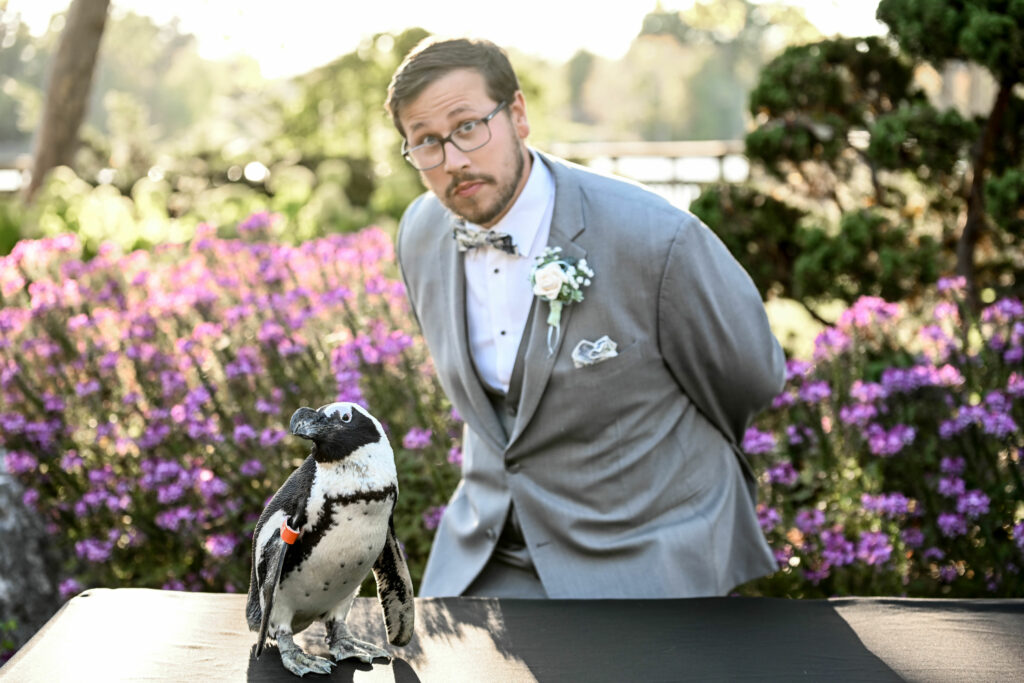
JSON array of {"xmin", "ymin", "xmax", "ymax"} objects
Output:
[{"xmin": 464, "ymin": 151, "xmax": 555, "ymax": 393}]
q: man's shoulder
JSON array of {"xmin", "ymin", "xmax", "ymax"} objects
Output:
[
  {"xmin": 540, "ymin": 152, "xmax": 696, "ymax": 237},
  {"xmin": 397, "ymin": 191, "xmax": 449, "ymax": 254}
]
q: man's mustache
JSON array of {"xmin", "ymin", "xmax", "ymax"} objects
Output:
[{"xmin": 446, "ymin": 173, "xmax": 495, "ymax": 199}]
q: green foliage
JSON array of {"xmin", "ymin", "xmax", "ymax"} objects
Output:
[
  {"xmin": 867, "ymin": 104, "xmax": 979, "ymax": 176},
  {"xmin": 879, "ymin": 0, "xmax": 1024, "ymax": 83},
  {"xmin": 690, "ymin": 184, "xmax": 805, "ymax": 298},
  {"xmin": 986, "ymin": 168, "xmax": 1024, "ymax": 237},
  {"xmin": 793, "ymin": 210, "xmax": 942, "ymax": 304}
]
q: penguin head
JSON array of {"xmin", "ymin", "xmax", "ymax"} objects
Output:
[{"xmin": 288, "ymin": 402, "xmax": 386, "ymax": 462}]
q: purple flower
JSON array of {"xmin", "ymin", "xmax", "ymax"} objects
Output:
[
  {"xmin": 803, "ymin": 566, "xmax": 830, "ymax": 585},
  {"xmin": 863, "ymin": 423, "xmax": 915, "ymax": 456},
  {"xmin": 757, "ymin": 504, "xmax": 781, "ymax": 532},
  {"xmin": 923, "ymin": 546, "xmax": 945, "ymax": 561},
  {"xmin": 820, "ymin": 527, "xmax": 856, "ymax": 567},
  {"xmin": 1013, "ymin": 522, "xmax": 1024, "ymax": 551},
  {"xmin": 447, "ymin": 446, "xmax": 463, "ymax": 467},
  {"xmin": 937, "ymin": 276, "xmax": 966, "ymax": 294},
  {"xmin": 75, "ymin": 538, "xmax": 114, "ymax": 563},
  {"xmin": 75, "ymin": 379, "xmax": 101, "ymax": 397},
  {"xmin": 901, "ymin": 527, "xmax": 925, "ymax": 548},
  {"xmin": 856, "ymin": 531, "xmax": 893, "ymax": 566},
  {"xmin": 786, "ymin": 424, "xmax": 815, "ymax": 446},
  {"xmin": 422, "ymin": 505, "xmax": 446, "ymax": 531},
  {"xmin": 839, "ymin": 402, "xmax": 877, "ymax": 427},
  {"xmin": 852, "ymin": 381, "xmax": 888, "ymax": 404},
  {"xmin": 938, "ymin": 476, "xmax": 966, "ymax": 498},
  {"xmin": 259, "ymin": 428, "xmax": 286, "ymax": 448},
  {"xmin": 240, "ymin": 459, "xmax": 264, "ymax": 476},
  {"xmin": 838, "ymin": 296, "xmax": 901, "ymax": 330},
  {"xmin": 813, "ymin": 327, "xmax": 851, "ymax": 361},
  {"xmin": 4, "ymin": 450, "xmax": 37, "ymax": 474},
  {"xmin": 402, "ymin": 427, "xmax": 433, "ymax": 450},
  {"xmin": 862, "ymin": 492, "xmax": 911, "ymax": 518},
  {"xmin": 956, "ymin": 490, "xmax": 990, "ymax": 519},
  {"xmin": 938, "ymin": 565, "xmax": 959, "ymax": 583},
  {"xmin": 156, "ymin": 506, "xmax": 193, "ymax": 532},
  {"xmin": 795, "ymin": 508, "xmax": 826, "ymax": 534},
  {"xmin": 59, "ymin": 578, "xmax": 84, "ymax": 600},
  {"xmin": 940, "ymin": 457, "xmax": 966, "ymax": 475},
  {"xmin": 798, "ymin": 380, "xmax": 831, "ymax": 403},
  {"xmin": 766, "ymin": 461, "xmax": 799, "ymax": 487},
  {"xmin": 785, "ymin": 359, "xmax": 813, "ymax": 382},
  {"xmin": 1008, "ymin": 373, "xmax": 1024, "ymax": 397},
  {"xmin": 742, "ymin": 427, "xmax": 776, "ymax": 454},
  {"xmin": 234, "ymin": 423, "xmax": 257, "ymax": 443},
  {"xmin": 22, "ymin": 488, "xmax": 39, "ymax": 508},
  {"xmin": 198, "ymin": 469, "xmax": 228, "ymax": 499},
  {"xmin": 204, "ymin": 533, "xmax": 238, "ymax": 558},
  {"xmin": 937, "ymin": 512, "xmax": 968, "ymax": 538},
  {"xmin": 772, "ymin": 392, "xmax": 796, "ymax": 409}
]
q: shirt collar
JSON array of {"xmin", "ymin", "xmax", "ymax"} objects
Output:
[{"xmin": 466, "ymin": 149, "xmax": 554, "ymax": 257}]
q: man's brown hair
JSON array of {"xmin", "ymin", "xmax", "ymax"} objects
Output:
[{"xmin": 385, "ymin": 37, "xmax": 520, "ymax": 138}]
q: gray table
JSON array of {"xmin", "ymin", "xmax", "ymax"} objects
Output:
[{"xmin": 2, "ymin": 588, "xmax": 1022, "ymax": 681}]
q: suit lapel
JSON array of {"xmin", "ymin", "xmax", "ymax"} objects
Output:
[
  {"xmin": 508, "ymin": 155, "xmax": 586, "ymax": 447},
  {"xmin": 440, "ymin": 219, "xmax": 507, "ymax": 452}
]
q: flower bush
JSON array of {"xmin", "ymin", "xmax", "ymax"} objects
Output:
[
  {"xmin": 741, "ymin": 281, "xmax": 1024, "ymax": 597},
  {"xmin": 0, "ymin": 216, "xmax": 460, "ymax": 605}
]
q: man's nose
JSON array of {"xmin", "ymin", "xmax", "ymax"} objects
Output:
[{"xmin": 442, "ymin": 140, "xmax": 470, "ymax": 172}]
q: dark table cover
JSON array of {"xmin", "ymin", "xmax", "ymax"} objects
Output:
[{"xmin": 2, "ymin": 588, "xmax": 1022, "ymax": 681}]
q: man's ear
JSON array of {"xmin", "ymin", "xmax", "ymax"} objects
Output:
[{"xmin": 510, "ymin": 90, "xmax": 530, "ymax": 140}]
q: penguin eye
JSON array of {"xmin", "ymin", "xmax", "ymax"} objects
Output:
[{"xmin": 341, "ymin": 412, "xmax": 352, "ymax": 423}]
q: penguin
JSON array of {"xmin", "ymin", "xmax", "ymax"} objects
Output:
[{"xmin": 246, "ymin": 402, "xmax": 414, "ymax": 677}]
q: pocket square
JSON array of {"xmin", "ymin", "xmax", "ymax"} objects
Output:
[{"xmin": 571, "ymin": 335, "xmax": 619, "ymax": 368}]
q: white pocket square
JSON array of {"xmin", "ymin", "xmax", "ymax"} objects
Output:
[{"xmin": 571, "ymin": 335, "xmax": 619, "ymax": 368}]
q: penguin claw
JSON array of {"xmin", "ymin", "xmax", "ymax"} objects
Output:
[
  {"xmin": 329, "ymin": 637, "xmax": 392, "ymax": 664},
  {"xmin": 281, "ymin": 650, "xmax": 335, "ymax": 677}
]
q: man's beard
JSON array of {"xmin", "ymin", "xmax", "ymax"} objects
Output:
[{"xmin": 441, "ymin": 143, "xmax": 526, "ymax": 227}]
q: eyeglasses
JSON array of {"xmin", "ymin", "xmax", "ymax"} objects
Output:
[{"xmin": 401, "ymin": 101, "xmax": 508, "ymax": 171}]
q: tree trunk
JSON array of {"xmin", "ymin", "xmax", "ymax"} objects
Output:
[
  {"xmin": 22, "ymin": 0, "xmax": 111, "ymax": 203},
  {"xmin": 956, "ymin": 77, "xmax": 1014, "ymax": 309}
]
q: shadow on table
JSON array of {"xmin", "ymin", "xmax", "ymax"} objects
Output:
[{"xmin": 246, "ymin": 597, "xmax": 902, "ymax": 681}]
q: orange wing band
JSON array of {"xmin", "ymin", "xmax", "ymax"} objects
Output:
[{"xmin": 280, "ymin": 520, "xmax": 300, "ymax": 545}]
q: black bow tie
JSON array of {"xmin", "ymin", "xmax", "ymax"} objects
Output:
[{"xmin": 452, "ymin": 224, "xmax": 518, "ymax": 255}]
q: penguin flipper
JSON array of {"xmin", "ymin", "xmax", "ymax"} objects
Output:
[
  {"xmin": 256, "ymin": 533, "xmax": 288, "ymax": 658},
  {"xmin": 372, "ymin": 514, "xmax": 415, "ymax": 646}
]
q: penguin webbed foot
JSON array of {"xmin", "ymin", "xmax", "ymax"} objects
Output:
[
  {"xmin": 329, "ymin": 635, "xmax": 393, "ymax": 664},
  {"xmin": 277, "ymin": 632, "xmax": 335, "ymax": 677}
]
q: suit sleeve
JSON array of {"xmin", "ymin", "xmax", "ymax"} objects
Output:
[
  {"xmin": 395, "ymin": 195, "xmax": 425, "ymax": 333},
  {"xmin": 657, "ymin": 213, "xmax": 786, "ymax": 446}
]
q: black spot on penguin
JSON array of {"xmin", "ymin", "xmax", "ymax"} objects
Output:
[{"xmin": 280, "ymin": 486, "xmax": 397, "ymax": 581}]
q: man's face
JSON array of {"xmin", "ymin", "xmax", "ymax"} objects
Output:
[{"xmin": 398, "ymin": 68, "xmax": 531, "ymax": 228}]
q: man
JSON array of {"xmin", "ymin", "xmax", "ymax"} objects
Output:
[{"xmin": 386, "ymin": 37, "xmax": 786, "ymax": 598}]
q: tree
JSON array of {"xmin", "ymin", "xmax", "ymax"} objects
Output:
[
  {"xmin": 23, "ymin": 0, "xmax": 110, "ymax": 202},
  {"xmin": 877, "ymin": 0, "xmax": 1024, "ymax": 305},
  {"xmin": 692, "ymin": 3, "xmax": 1023, "ymax": 320}
]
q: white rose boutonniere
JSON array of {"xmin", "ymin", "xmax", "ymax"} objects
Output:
[{"xmin": 529, "ymin": 246, "xmax": 593, "ymax": 355}]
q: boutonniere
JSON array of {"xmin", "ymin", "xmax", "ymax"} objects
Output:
[{"xmin": 530, "ymin": 246, "xmax": 593, "ymax": 355}]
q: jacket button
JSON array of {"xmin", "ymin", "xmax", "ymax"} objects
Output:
[
  {"xmin": 507, "ymin": 405, "xmax": 517, "ymax": 417},
  {"xmin": 506, "ymin": 462, "xmax": 521, "ymax": 473},
  {"xmin": 485, "ymin": 529, "xmax": 496, "ymax": 540}
]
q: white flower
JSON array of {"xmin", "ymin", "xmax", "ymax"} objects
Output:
[{"xmin": 532, "ymin": 261, "xmax": 570, "ymax": 300}]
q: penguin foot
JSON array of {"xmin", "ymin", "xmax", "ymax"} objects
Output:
[
  {"xmin": 329, "ymin": 636, "xmax": 392, "ymax": 664},
  {"xmin": 280, "ymin": 649, "xmax": 336, "ymax": 677}
]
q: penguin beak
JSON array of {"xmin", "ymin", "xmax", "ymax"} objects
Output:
[{"xmin": 289, "ymin": 407, "xmax": 324, "ymax": 440}]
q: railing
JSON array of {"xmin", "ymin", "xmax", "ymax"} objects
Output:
[{"xmin": 546, "ymin": 139, "xmax": 747, "ymax": 209}]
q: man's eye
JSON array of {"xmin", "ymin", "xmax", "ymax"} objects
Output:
[
  {"xmin": 455, "ymin": 120, "xmax": 479, "ymax": 136},
  {"xmin": 414, "ymin": 135, "xmax": 440, "ymax": 148}
]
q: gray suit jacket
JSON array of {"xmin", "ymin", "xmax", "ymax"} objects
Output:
[{"xmin": 396, "ymin": 151, "xmax": 785, "ymax": 598}]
